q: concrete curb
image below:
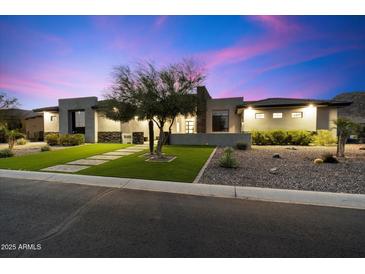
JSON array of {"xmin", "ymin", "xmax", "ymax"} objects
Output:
[
  {"xmin": 0, "ymin": 169, "xmax": 364, "ymax": 210},
  {"xmin": 192, "ymin": 147, "xmax": 217, "ymax": 184}
]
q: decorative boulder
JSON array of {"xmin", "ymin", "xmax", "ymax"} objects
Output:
[
  {"xmin": 269, "ymin": 167, "xmax": 278, "ymax": 174},
  {"xmin": 314, "ymin": 158, "xmax": 324, "ymax": 164}
]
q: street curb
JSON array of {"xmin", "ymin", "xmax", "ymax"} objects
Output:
[
  {"xmin": 192, "ymin": 147, "xmax": 217, "ymax": 184},
  {"xmin": 0, "ymin": 169, "xmax": 365, "ymax": 210}
]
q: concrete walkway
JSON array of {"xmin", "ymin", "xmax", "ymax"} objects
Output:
[
  {"xmin": 41, "ymin": 144, "xmax": 148, "ymax": 173},
  {"xmin": 0, "ymin": 169, "xmax": 364, "ymax": 210}
]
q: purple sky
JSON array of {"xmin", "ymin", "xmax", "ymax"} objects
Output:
[{"xmin": 1, "ymin": 16, "xmax": 365, "ymax": 109}]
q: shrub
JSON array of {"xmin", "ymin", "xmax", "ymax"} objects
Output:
[
  {"xmin": 16, "ymin": 138, "xmax": 27, "ymax": 145},
  {"xmin": 219, "ymin": 147, "xmax": 238, "ymax": 168},
  {"xmin": 0, "ymin": 148, "xmax": 14, "ymax": 158},
  {"xmin": 59, "ymin": 134, "xmax": 85, "ymax": 146},
  {"xmin": 46, "ymin": 133, "xmax": 59, "ymax": 146},
  {"xmin": 236, "ymin": 142, "xmax": 248, "ymax": 150},
  {"xmin": 321, "ymin": 153, "xmax": 339, "ymax": 163},
  {"xmin": 251, "ymin": 130, "xmax": 266, "ymax": 145},
  {"xmin": 251, "ymin": 130, "xmax": 313, "ymax": 146},
  {"xmin": 41, "ymin": 145, "xmax": 51, "ymax": 152},
  {"xmin": 313, "ymin": 130, "xmax": 337, "ymax": 146},
  {"xmin": 288, "ymin": 130, "xmax": 313, "ymax": 145},
  {"xmin": 270, "ymin": 130, "xmax": 288, "ymax": 145}
]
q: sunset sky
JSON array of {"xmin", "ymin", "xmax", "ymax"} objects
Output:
[{"xmin": 0, "ymin": 15, "xmax": 365, "ymax": 109}]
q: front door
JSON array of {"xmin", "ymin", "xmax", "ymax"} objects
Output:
[{"xmin": 71, "ymin": 110, "xmax": 85, "ymax": 134}]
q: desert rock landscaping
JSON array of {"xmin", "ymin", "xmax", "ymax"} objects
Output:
[{"xmin": 199, "ymin": 144, "xmax": 365, "ymax": 194}]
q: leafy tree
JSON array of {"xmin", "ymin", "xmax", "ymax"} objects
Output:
[
  {"xmin": 0, "ymin": 92, "xmax": 18, "ymax": 109},
  {"xmin": 0, "ymin": 92, "xmax": 19, "ymax": 127},
  {"xmin": 101, "ymin": 60, "xmax": 205, "ymax": 157},
  {"xmin": 333, "ymin": 117, "xmax": 360, "ymax": 157}
]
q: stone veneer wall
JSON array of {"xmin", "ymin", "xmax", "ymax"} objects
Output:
[
  {"xmin": 132, "ymin": 132, "xmax": 144, "ymax": 144},
  {"xmin": 98, "ymin": 132, "xmax": 122, "ymax": 143},
  {"xmin": 196, "ymin": 86, "xmax": 211, "ymax": 133}
]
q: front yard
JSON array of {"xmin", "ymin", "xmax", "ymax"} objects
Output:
[
  {"xmin": 0, "ymin": 143, "xmax": 130, "ymax": 170},
  {"xmin": 78, "ymin": 145, "xmax": 214, "ymax": 182},
  {"xmin": 199, "ymin": 144, "xmax": 365, "ymax": 194},
  {"xmin": 0, "ymin": 144, "xmax": 214, "ymax": 183}
]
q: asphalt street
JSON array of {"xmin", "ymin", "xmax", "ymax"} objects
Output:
[{"xmin": 0, "ymin": 177, "xmax": 365, "ymax": 257}]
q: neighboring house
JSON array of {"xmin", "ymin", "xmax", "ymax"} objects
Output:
[
  {"xmin": 0, "ymin": 108, "xmax": 35, "ymax": 142},
  {"xmin": 29, "ymin": 86, "xmax": 352, "ymax": 143}
]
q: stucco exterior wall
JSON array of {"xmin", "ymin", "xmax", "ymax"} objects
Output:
[
  {"xmin": 25, "ymin": 116, "xmax": 44, "ymax": 141},
  {"xmin": 97, "ymin": 113, "xmax": 121, "ymax": 132},
  {"xmin": 317, "ymin": 107, "xmax": 337, "ymax": 135},
  {"xmin": 243, "ymin": 106, "xmax": 317, "ymax": 132},
  {"xmin": 206, "ymin": 97, "xmax": 243, "ymax": 133},
  {"xmin": 43, "ymin": 111, "xmax": 59, "ymax": 133}
]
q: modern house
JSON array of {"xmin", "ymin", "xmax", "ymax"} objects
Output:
[{"xmin": 25, "ymin": 86, "xmax": 352, "ymax": 144}]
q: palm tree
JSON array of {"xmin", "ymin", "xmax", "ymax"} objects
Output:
[{"xmin": 333, "ymin": 118, "xmax": 360, "ymax": 157}]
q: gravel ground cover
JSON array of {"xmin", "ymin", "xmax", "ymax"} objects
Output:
[
  {"xmin": 199, "ymin": 144, "xmax": 365, "ymax": 194},
  {"xmin": 0, "ymin": 142, "xmax": 66, "ymax": 156}
]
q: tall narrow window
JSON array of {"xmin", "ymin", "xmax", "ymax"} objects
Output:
[
  {"xmin": 185, "ymin": 120, "xmax": 194, "ymax": 133},
  {"xmin": 212, "ymin": 110, "xmax": 229, "ymax": 132},
  {"xmin": 75, "ymin": 111, "xmax": 85, "ymax": 127}
]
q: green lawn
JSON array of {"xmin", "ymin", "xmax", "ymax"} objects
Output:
[
  {"xmin": 0, "ymin": 144, "xmax": 130, "ymax": 171},
  {"xmin": 78, "ymin": 145, "xmax": 215, "ymax": 183}
]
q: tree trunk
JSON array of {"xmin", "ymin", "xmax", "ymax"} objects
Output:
[
  {"xmin": 8, "ymin": 137, "xmax": 15, "ymax": 150},
  {"xmin": 337, "ymin": 135, "xmax": 346, "ymax": 157},
  {"xmin": 148, "ymin": 120, "xmax": 154, "ymax": 155},
  {"xmin": 156, "ymin": 127, "xmax": 165, "ymax": 157}
]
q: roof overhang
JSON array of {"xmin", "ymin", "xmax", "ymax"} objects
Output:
[
  {"xmin": 32, "ymin": 106, "xmax": 59, "ymax": 112},
  {"xmin": 236, "ymin": 101, "xmax": 352, "ymax": 114}
]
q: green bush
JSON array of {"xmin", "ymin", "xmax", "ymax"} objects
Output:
[
  {"xmin": 252, "ymin": 130, "xmax": 313, "ymax": 146},
  {"xmin": 0, "ymin": 148, "xmax": 14, "ymax": 158},
  {"xmin": 236, "ymin": 142, "xmax": 249, "ymax": 150},
  {"xmin": 41, "ymin": 145, "xmax": 51, "ymax": 152},
  {"xmin": 45, "ymin": 133, "xmax": 60, "ymax": 146},
  {"xmin": 313, "ymin": 130, "xmax": 337, "ymax": 146},
  {"xmin": 16, "ymin": 138, "xmax": 27, "ymax": 145},
  {"xmin": 219, "ymin": 147, "xmax": 238, "ymax": 168},
  {"xmin": 321, "ymin": 153, "xmax": 339, "ymax": 163},
  {"xmin": 59, "ymin": 134, "xmax": 85, "ymax": 146}
]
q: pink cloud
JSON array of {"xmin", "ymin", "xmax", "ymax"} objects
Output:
[
  {"xmin": 248, "ymin": 16, "xmax": 301, "ymax": 33},
  {"xmin": 199, "ymin": 33, "xmax": 294, "ymax": 70},
  {"xmin": 0, "ymin": 72, "xmax": 73, "ymax": 99}
]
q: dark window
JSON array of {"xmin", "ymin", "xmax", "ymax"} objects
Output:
[{"xmin": 212, "ymin": 110, "xmax": 229, "ymax": 132}]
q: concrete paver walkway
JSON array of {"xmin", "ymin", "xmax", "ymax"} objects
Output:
[{"xmin": 41, "ymin": 144, "xmax": 148, "ymax": 173}]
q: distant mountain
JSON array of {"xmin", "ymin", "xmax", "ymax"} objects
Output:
[{"xmin": 334, "ymin": 92, "xmax": 365, "ymax": 125}]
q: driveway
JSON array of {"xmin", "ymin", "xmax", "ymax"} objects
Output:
[{"xmin": 0, "ymin": 177, "xmax": 365, "ymax": 257}]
